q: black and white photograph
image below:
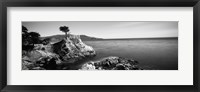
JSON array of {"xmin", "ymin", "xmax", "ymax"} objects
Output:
[{"xmin": 22, "ymin": 21, "xmax": 178, "ymax": 70}]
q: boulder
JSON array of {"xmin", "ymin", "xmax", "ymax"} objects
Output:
[{"xmin": 80, "ymin": 56, "xmax": 141, "ymax": 70}]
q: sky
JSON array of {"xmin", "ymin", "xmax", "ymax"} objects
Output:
[{"xmin": 22, "ymin": 21, "xmax": 178, "ymax": 39}]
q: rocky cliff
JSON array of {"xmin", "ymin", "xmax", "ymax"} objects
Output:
[{"xmin": 22, "ymin": 34, "xmax": 96, "ymax": 70}]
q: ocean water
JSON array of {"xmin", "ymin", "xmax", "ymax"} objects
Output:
[{"xmin": 83, "ymin": 38, "xmax": 178, "ymax": 70}]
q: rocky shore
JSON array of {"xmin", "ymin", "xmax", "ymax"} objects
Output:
[
  {"xmin": 22, "ymin": 34, "xmax": 96, "ymax": 70},
  {"xmin": 22, "ymin": 34, "xmax": 141, "ymax": 70},
  {"xmin": 81, "ymin": 56, "xmax": 141, "ymax": 70}
]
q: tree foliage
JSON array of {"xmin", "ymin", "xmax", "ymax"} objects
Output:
[
  {"xmin": 28, "ymin": 32, "xmax": 41, "ymax": 44},
  {"xmin": 42, "ymin": 38, "xmax": 51, "ymax": 45},
  {"xmin": 22, "ymin": 26, "xmax": 28, "ymax": 33},
  {"xmin": 22, "ymin": 26, "xmax": 41, "ymax": 50},
  {"xmin": 59, "ymin": 26, "xmax": 70, "ymax": 33}
]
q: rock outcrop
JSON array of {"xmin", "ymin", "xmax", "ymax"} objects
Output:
[
  {"xmin": 81, "ymin": 56, "xmax": 142, "ymax": 70},
  {"xmin": 22, "ymin": 34, "xmax": 96, "ymax": 70},
  {"xmin": 22, "ymin": 34, "xmax": 142, "ymax": 70}
]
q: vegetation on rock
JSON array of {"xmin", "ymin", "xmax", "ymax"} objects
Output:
[
  {"xmin": 22, "ymin": 26, "xmax": 41, "ymax": 51},
  {"xmin": 22, "ymin": 26, "xmax": 96, "ymax": 70},
  {"xmin": 59, "ymin": 26, "xmax": 70, "ymax": 37}
]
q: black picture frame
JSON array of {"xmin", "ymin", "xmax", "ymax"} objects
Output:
[{"xmin": 0, "ymin": 0, "xmax": 200, "ymax": 92}]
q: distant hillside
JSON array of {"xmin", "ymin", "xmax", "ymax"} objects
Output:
[
  {"xmin": 41, "ymin": 34, "xmax": 177, "ymax": 43},
  {"xmin": 79, "ymin": 35, "xmax": 103, "ymax": 41},
  {"xmin": 41, "ymin": 34, "xmax": 103, "ymax": 42}
]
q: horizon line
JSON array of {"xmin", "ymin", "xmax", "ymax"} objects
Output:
[{"xmin": 41, "ymin": 34, "xmax": 178, "ymax": 39}]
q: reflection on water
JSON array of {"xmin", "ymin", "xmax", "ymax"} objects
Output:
[{"xmin": 83, "ymin": 38, "xmax": 178, "ymax": 70}]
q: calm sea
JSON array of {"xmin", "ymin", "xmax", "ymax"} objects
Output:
[{"xmin": 83, "ymin": 38, "xmax": 178, "ymax": 70}]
